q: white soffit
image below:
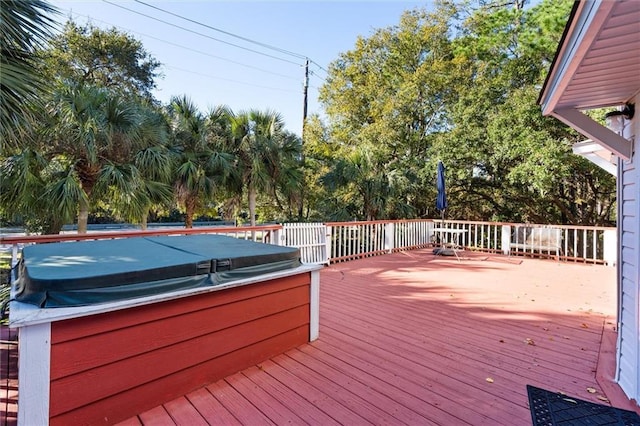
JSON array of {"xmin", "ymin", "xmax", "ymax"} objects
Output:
[
  {"xmin": 539, "ymin": 0, "xmax": 640, "ymax": 160},
  {"xmin": 541, "ymin": 0, "xmax": 640, "ymax": 113}
]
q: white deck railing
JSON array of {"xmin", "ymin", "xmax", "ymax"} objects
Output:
[
  {"xmin": 286, "ymin": 220, "xmax": 615, "ymax": 265},
  {"xmin": 1, "ymin": 221, "xmax": 617, "ymax": 281}
]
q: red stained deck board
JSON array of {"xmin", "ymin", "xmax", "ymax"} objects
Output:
[
  {"xmin": 292, "ymin": 344, "xmax": 473, "ymax": 425},
  {"xmin": 320, "ymin": 295, "xmax": 601, "ymax": 374},
  {"xmin": 321, "ymin": 297, "xmax": 601, "ymax": 387},
  {"xmin": 323, "ymin": 274, "xmax": 607, "ymax": 338},
  {"xmin": 321, "ymin": 264, "xmax": 606, "ymax": 366},
  {"xmin": 240, "ymin": 365, "xmax": 341, "ymax": 426},
  {"xmin": 224, "ymin": 372, "xmax": 307, "ymax": 425},
  {"xmin": 323, "ymin": 266, "xmax": 606, "ymax": 338},
  {"xmin": 51, "ymin": 273, "xmax": 310, "ymax": 344},
  {"xmin": 271, "ymin": 353, "xmax": 402, "ymax": 424},
  {"xmin": 206, "ymin": 380, "xmax": 276, "ymax": 426},
  {"xmin": 51, "ymin": 285, "xmax": 309, "ymax": 379},
  {"xmin": 113, "ymin": 416, "xmax": 142, "ymax": 426},
  {"xmin": 163, "ymin": 397, "xmax": 208, "ymax": 426},
  {"xmin": 184, "ymin": 388, "xmax": 241, "ymax": 426},
  {"xmin": 256, "ymin": 359, "xmax": 367, "ymax": 425},
  {"xmin": 138, "ymin": 406, "xmax": 175, "ymax": 426},
  {"xmin": 307, "ymin": 336, "xmax": 506, "ymax": 425},
  {"xmin": 283, "ymin": 349, "xmax": 438, "ymax": 425}
]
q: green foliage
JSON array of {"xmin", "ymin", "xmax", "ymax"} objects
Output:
[
  {"xmin": 167, "ymin": 95, "xmax": 234, "ymax": 228},
  {"xmin": 313, "ymin": 0, "xmax": 615, "ymax": 225},
  {"xmin": 0, "ymin": 0, "xmax": 617, "ymax": 232},
  {"xmin": 0, "ymin": 0, "xmax": 58, "ymax": 139},
  {"xmin": 39, "ymin": 21, "xmax": 161, "ymax": 99},
  {"xmin": 224, "ymin": 109, "xmax": 302, "ymax": 226}
]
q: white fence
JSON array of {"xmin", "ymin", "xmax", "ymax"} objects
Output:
[
  {"xmin": 284, "ymin": 220, "xmax": 616, "ymax": 266},
  {"xmin": 281, "ymin": 223, "xmax": 328, "ymax": 264}
]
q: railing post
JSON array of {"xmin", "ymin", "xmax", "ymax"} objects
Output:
[
  {"xmin": 11, "ymin": 243, "xmax": 20, "ymax": 284},
  {"xmin": 271, "ymin": 228, "xmax": 283, "ymax": 246},
  {"xmin": 603, "ymin": 229, "xmax": 617, "ymax": 266},
  {"xmin": 325, "ymin": 225, "xmax": 332, "ymax": 264},
  {"xmin": 501, "ymin": 225, "xmax": 511, "ymax": 255},
  {"xmin": 384, "ymin": 222, "xmax": 395, "ymax": 253}
]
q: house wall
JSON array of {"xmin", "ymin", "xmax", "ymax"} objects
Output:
[
  {"xmin": 617, "ymin": 94, "xmax": 640, "ymax": 403},
  {"xmin": 47, "ymin": 272, "xmax": 312, "ymax": 425}
]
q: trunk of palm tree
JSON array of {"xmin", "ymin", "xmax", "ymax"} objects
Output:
[
  {"xmin": 185, "ymin": 194, "xmax": 196, "ymax": 228},
  {"xmin": 141, "ymin": 207, "xmax": 149, "ymax": 230},
  {"xmin": 248, "ymin": 185, "xmax": 257, "ymax": 227},
  {"xmin": 248, "ymin": 185, "xmax": 257, "ymax": 240},
  {"xmin": 77, "ymin": 197, "xmax": 89, "ymax": 234}
]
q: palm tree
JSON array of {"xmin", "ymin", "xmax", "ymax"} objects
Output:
[
  {"xmin": 1, "ymin": 0, "xmax": 58, "ymax": 142},
  {"xmin": 112, "ymin": 104, "xmax": 173, "ymax": 229},
  {"xmin": 47, "ymin": 84, "xmax": 143, "ymax": 233},
  {"xmin": 167, "ymin": 96, "xmax": 233, "ymax": 228},
  {"xmin": 227, "ymin": 110, "xmax": 301, "ymax": 227},
  {"xmin": 322, "ymin": 144, "xmax": 396, "ymax": 221},
  {"xmin": 0, "ymin": 148, "xmax": 81, "ymax": 234}
]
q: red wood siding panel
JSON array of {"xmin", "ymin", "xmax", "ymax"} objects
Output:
[{"xmin": 49, "ymin": 273, "xmax": 311, "ymax": 426}]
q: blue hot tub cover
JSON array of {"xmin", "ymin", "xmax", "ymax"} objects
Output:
[{"xmin": 14, "ymin": 234, "xmax": 301, "ymax": 308}]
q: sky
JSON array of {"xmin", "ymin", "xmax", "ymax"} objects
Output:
[{"xmin": 49, "ymin": 1, "xmax": 431, "ymax": 136}]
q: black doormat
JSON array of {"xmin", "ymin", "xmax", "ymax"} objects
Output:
[{"xmin": 527, "ymin": 385, "xmax": 640, "ymax": 426}]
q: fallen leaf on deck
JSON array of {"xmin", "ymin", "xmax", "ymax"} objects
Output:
[
  {"xmin": 581, "ymin": 323, "xmax": 589, "ymax": 329},
  {"xmin": 542, "ymin": 327, "xmax": 549, "ymax": 331},
  {"xmin": 586, "ymin": 387, "xmax": 597, "ymax": 394},
  {"xmin": 486, "ymin": 378, "xmax": 494, "ymax": 383},
  {"xmin": 524, "ymin": 338, "xmax": 535, "ymax": 346},
  {"xmin": 597, "ymin": 396, "xmax": 610, "ymax": 402}
]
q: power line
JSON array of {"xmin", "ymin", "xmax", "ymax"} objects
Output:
[
  {"xmin": 309, "ymin": 71, "xmax": 326, "ymax": 83},
  {"xmin": 133, "ymin": 0, "xmax": 308, "ymax": 61},
  {"xmin": 310, "ymin": 61, "xmax": 328, "ymax": 74},
  {"xmin": 164, "ymin": 65, "xmax": 301, "ymax": 94},
  {"xmin": 61, "ymin": 9, "xmax": 301, "ymax": 82},
  {"xmin": 101, "ymin": 0, "xmax": 303, "ymax": 66}
]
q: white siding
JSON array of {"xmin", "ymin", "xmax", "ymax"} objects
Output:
[{"xmin": 617, "ymin": 95, "xmax": 640, "ymax": 401}]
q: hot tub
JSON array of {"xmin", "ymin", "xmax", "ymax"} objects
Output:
[
  {"xmin": 10, "ymin": 234, "xmax": 321, "ymax": 425},
  {"xmin": 15, "ymin": 234, "xmax": 302, "ymax": 308}
]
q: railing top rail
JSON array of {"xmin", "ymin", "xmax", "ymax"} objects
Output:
[
  {"xmin": 324, "ymin": 219, "xmax": 614, "ymax": 231},
  {"xmin": 0, "ymin": 225, "xmax": 283, "ymax": 245},
  {"xmin": 442, "ymin": 219, "xmax": 615, "ymax": 230},
  {"xmin": 325, "ymin": 219, "xmax": 433, "ymax": 226}
]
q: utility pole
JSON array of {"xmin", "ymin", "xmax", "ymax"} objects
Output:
[
  {"xmin": 298, "ymin": 58, "xmax": 309, "ymax": 220},
  {"xmin": 302, "ymin": 58, "xmax": 309, "ymax": 139}
]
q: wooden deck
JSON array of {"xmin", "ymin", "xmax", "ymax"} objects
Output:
[
  {"xmin": 4, "ymin": 249, "xmax": 638, "ymax": 425},
  {"xmin": 113, "ymin": 250, "xmax": 639, "ymax": 425}
]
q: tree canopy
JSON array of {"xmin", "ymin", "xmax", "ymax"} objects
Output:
[
  {"xmin": 310, "ymin": 0, "xmax": 615, "ymax": 225},
  {"xmin": 0, "ymin": 0, "xmax": 617, "ymax": 232},
  {"xmin": 39, "ymin": 21, "xmax": 161, "ymax": 100}
]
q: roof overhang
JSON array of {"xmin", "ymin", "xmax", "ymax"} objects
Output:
[
  {"xmin": 572, "ymin": 139, "xmax": 617, "ymax": 176},
  {"xmin": 539, "ymin": 0, "xmax": 640, "ymax": 161}
]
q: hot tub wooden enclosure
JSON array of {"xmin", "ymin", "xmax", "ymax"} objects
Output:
[
  {"xmin": 10, "ymin": 234, "xmax": 321, "ymax": 425},
  {"xmin": 15, "ymin": 268, "xmax": 320, "ymax": 425}
]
